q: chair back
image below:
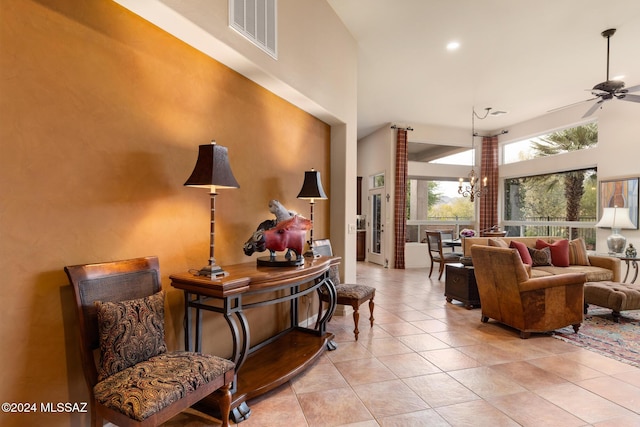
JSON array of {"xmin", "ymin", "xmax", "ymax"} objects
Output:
[
  {"xmin": 426, "ymin": 231, "xmax": 445, "ymax": 258},
  {"xmin": 64, "ymin": 256, "xmax": 161, "ymax": 388},
  {"xmin": 313, "ymin": 238, "xmax": 333, "ymax": 257},
  {"xmin": 439, "ymin": 229, "xmax": 455, "ymax": 241},
  {"xmin": 470, "ymin": 245, "xmax": 529, "ymax": 323},
  {"xmin": 312, "ymin": 238, "xmax": 341, "ymax": 285}
]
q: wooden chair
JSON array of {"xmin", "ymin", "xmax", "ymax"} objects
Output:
[
  {"xmin": 65, "ymin": 256, "xmax": 235, "ymax": 427},
  {"xmin": 426, "ymin": 231, "xmax": 462, "ymax": 280},
  {"xmin": 437, "ymin": 229, "xmax": 463, "ymax": 254},
  {"xmin": 313, "ymin": 239, "xmax": 375, "ymax": 341}
]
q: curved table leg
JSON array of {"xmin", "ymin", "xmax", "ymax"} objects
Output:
[
  {"xmin": 223, "ymin": 308, "xmax": 252, "ymax": 422},
  {"xmin": 317, "ymin": 275, "xmax": 337, "ymax": 350}
]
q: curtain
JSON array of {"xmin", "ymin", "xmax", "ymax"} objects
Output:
[
  {"xmin": 479, "ymin": 136, "xmax": 499, "ymax": 231},
  {"xmin": 394, "ymin": 128, "xmax": 407, "ymax": 269}
]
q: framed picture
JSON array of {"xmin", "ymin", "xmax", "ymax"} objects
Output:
[{"xmin": 599, "ymin": 177, "xmax": 639, "ymax": 229}]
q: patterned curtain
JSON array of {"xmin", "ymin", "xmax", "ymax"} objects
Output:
[
  {"xmin": 394, "ymin": 128, "xmax": 408, "ymax": 269},
  {"xmin": 479, "ymin": 136, "xmax": 499, "ymax": 231}
]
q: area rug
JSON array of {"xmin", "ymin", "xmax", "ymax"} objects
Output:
[{"xmin": 553, "ymin": 306, "xmax": 640, "ymax": 367}]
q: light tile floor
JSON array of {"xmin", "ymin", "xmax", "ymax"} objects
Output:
[{"xmin": 168, "ymin": 262, "xmax": 640, "ymax": 426}]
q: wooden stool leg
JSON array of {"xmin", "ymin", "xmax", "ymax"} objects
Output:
[
  {"xmin": 219, "ymin": 382, "xmax": 232, "ymax": 427},
  {"xmin": 352, "ymin": 305, "xmax": 360, "ymax": 341},
  {"xmin": 368, "ymin": 298, "xmax": 375, "ymax": 327}
]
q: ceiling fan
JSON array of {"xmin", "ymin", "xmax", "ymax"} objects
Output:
[
  {"xmin": 578, "ymin": 28, "xmax": 640, "ymax": 118},
  {"xmin": 550, "ymin": 29, "xmax": 640, "ymax": 117}
]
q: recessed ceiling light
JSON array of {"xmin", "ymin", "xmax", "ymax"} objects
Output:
[{"xmin": 446, "ymin": 41, "xmax": 460, "ymax": 51}]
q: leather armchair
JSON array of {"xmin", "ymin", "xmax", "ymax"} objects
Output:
[{"xmin": 470, "ymin": 245, "xmax": 586, "ymax": 339}]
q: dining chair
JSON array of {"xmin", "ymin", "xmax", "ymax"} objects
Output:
[
  {"xmin": 65, "ymin": 256, "xmax": 235, "ymax": 427},
  {"xmin": 437, "ymin": 229, "xmax": 463, "ymax": 254},
  {"xmin": 426, "ymin": 231, "xmax": 462, "ymax": 280},
  {"xmin": 313, "ymin": 239, "xmax": 375, "ymax": 341}
]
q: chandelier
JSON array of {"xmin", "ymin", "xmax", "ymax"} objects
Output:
[{"xmin": 458, "ymin": 107, "xmax": 494, "ymax": 202}]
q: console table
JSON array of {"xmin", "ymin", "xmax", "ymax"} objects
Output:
[
  {"xmin": 445, "ymin": 264, "xmax": 480, "ymax": 309},
  {"xmin": 170, "ymin": 256, "xmax": 338, "ymax": 422}
]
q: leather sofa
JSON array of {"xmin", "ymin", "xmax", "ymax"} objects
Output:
[
  {"xmin": 463, "ymin": 236, "xmax": 620, "ymax": 282},
  {"xmin": 470, "ymin": 245, "xmax": 586, "ymax": 338}
]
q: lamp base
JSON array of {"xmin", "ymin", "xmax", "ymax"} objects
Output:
[
  {"xmin": 607, "ymin": 228, "xmax": 626, "ymax": 255},
  {"xmin": 195, "ymin": 264, "xmax": 229, "ymax": 278},
  {"xmin": 304, "ymin": 248, "xmax": 321, "ymax": 258}
]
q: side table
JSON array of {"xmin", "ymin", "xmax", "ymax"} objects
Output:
[
  {"xmin": 445, "ymin": 264, "xmax": 480, "ymax": 309},
  {"xmin": 620, "ymin": 256, "xmax": 639, "ymax": 284}
]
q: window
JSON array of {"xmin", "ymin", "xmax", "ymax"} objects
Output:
[
  {"xmin": 371, "ymin": 173, "xmax": 384, "ymax": 189},
  {"xmin": 503, "ymin": 122, "xmax": 597, "ymax": 164},
  {"xmin": 504, "ymin": 168, "xmax": 597, "ymax": 246},
  {"xmin": 407, "ymin": 179, "xmax": 474, "ymax": 220},
  {"xmin": 406, "ymin": 178, "xmax": 474, "ymax": 242}
]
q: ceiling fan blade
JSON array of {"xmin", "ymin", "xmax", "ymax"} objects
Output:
[
  {"xmin": 624, "ymin": 84, "xmax": 640, "ymax": 93},
  {"xmin": 620, "ymin": 94, "xmax": 640, "ymax": 103},
  {"xmin": 582, "ymin": 100, "xmax": 604, "ymax": 118},
  {"xmin": 548, "ymin": 97, "xmax": 599, "ymax": 113}
]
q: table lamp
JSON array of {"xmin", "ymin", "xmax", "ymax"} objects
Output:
[
  {"xmin": 297, "ymin": 169, "xmax": 327, "ymax": 257},
  {"xmin": 184, "ymin": 141, "xmax": 240, "ymax": 277},
  {"xmin": 595, "ymin": 206, "xmax": 635, "ymax": 255}
]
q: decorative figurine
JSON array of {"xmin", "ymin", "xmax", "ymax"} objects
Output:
[
  {"xmin": 243, "ymin": 200, "xmax": 311, "ymax": 266},
  {"xmin": 625, "ymin": 243, "xmax": 637, "ymax": 258}
]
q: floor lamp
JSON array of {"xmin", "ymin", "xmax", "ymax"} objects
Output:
[
  {"xmin": 297, "ymin": 169, "xmax": 327, "ymax": 258},
  {"xmin": 184, "ymin": 141, "xmax": 240, "ymax": 277}
]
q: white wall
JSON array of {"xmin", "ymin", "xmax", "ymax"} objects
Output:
[{"xmin": 357, "ymin": 124, "xmax": 394, "ymax": 264}]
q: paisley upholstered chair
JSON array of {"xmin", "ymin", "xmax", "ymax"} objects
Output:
[
  {"xmin": 65, "ymin": 256, "xmax": 235, "ymax": 427},
  {"xmin": 313, "ymin": 239, "xmax": 375, "ymax": 341}
]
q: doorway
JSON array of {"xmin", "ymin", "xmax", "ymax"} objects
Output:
[{"xmin": 368, "ymin": 187, "xmax": 386, "ymax": 266}]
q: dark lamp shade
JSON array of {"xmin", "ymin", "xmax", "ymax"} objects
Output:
[
  {"xmin": 184, "ymin": 142, "xmax": 240, "ymax": 191},
  {"xmin": 297, "ymin": 170, "xmax": 328, "ymax": 200}
]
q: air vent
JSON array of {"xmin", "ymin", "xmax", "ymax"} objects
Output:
[{"xmin": 229, "ymin": 0, "xmax": 277, "ymax": 59}]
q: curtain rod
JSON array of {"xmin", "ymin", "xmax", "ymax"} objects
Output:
[
  {"xmin": 475, "ymin": 129, "xmax": 509, "ymax": 138},
  {"xmin": 390, "ymin": 125, "xmax": 414, "ymax": 131}
]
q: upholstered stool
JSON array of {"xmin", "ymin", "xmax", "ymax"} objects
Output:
[{"xmin": 584, "ymin": 281, "xmax": 640, "ymax": 322}]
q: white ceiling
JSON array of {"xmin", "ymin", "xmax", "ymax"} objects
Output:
[{"xmin": 327, "ymin": 0, "xmax": 640, "ymax": 139}]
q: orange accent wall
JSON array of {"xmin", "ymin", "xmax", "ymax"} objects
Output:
[{"xmin": 0, "ymin": 1, "xmax": 329, "ymax": 425}]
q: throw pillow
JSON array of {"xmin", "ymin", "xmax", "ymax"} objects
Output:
[
  {"xmin": 510, "ymin": 240, "xmax": 532, "ymax": 265},
  {"xmin": 567, "ymin": 237, "xmax": 591, "ymax": 266},
  {"xmin": 95, "ymin": 290, "xmax": 167, "ymax": 381},
  {"xmin": 528, "ymin": 246, "xmax": 552, "ymax": 266},
  {"xmin": 488, "ymin": 238, "xmax": 508, "ymax": 248},
  {"xmin": 536, "ymin": 239, "xmax": 570, "ymax": 267}
]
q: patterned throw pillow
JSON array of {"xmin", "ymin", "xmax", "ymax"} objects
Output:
[
  {"xmin": 95, "ymin": 290, "xmax": 167, "ymax": 381},
  {"xmin": 567, "ymin": 237, "xmax": 591, "ymax": 266},
  {"xmin": 528, "ymin": 246, "xmax": 552, "ymax": 266}
]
